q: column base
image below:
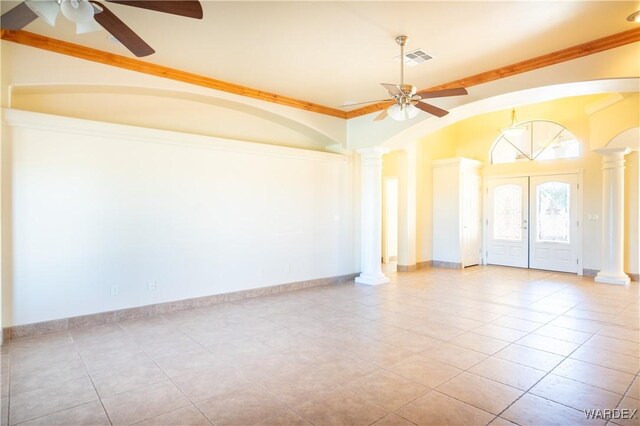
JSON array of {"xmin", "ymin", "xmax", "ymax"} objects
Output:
[
  {"xmin": 595, "ymin": 272, "xmax": 630, "ymax": 285},
  {"xmin": 355, "ymin": 274, "xmax": 390, "ymax": 285}
]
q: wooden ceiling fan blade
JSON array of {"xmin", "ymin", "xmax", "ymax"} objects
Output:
[
  {"xmin": 90, "ymin": 1, "xmax": 154, "ymax": 57},
  {"xmin": 415, "ymin": 102, "xmax": 449, "ymax": 117},
  {"xmin": 381, "ymin": 83, "xmax": 402, "ymax": 97},
  {"xmin": 374, "ymin": 109, "xmax": 388, "ymax": 121},
  {"xmin": 105, "ymin": 1, "xmax": 203, "ymax": 19},
  {"xmin": 0, "ymin": 2, "xmax": 38, "ymax": 30},
  {"xmin": 415, "ymin": 87, "xmax": 468, "ymax": 99}
]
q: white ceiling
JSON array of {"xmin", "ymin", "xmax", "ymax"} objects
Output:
[{"xmin": 2, "ymin": 1, "xmax": 638, "ymax": 108}]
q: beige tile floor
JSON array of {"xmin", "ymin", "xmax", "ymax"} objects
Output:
[{"xmin": 1, "ymin": 265, "xmax": 639, "ymax": 426}]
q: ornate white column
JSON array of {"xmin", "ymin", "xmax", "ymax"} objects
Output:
[
  {"xmin": 595, "ymin": 148, "xmax": 631, "ymax": 285},
  {"xmin": 356, "ymin": 147, "xmax": 390, "ymax": 285}
]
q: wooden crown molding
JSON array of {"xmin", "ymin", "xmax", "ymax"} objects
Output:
[
  {"xmin": 2, "ymin": 27, "xmax": 639, "ymax": 120},
  {"xmin": 346, "ymin": 27, "xmax": 640, "ymax": 119},
  {"xmin": 0, "ymin": 30, "xmax": 348, "ymax": 119}
]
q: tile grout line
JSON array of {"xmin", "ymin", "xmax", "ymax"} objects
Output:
[
  {"xmin": 75, "ymin": 354, "xmax": 114, "ymax": 426},
  {"xmin": 7, "ymin": 337, "xmax": 113, "ymax": 426},
  {"xmin": 157, "ymin": 312, "xmax": 249, "ymax": 426},
  {"xmin": 9, "ymin": 401, "xmax": 106, "ymax": 426},
  {"xmin": 118, "ymin": 315, "xmax": 212, "ymax": 425},
  {"xmin": 5, "ymin": 347, "xmax": 11, "ymax": 426},
  {"xmin": 609, "ymin": 371, "xmax": 640, "ymax": 421}
]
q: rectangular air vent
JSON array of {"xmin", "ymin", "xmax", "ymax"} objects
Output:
[{"xmin": 395, "ymin": 49, "xmax": 433, "ymax": 67}]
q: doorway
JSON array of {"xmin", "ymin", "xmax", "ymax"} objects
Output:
[{"xmin": 486, "ymin": 173, "xmax": 581, "ymax": 273}]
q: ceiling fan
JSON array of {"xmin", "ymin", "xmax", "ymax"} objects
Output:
[
  {"xmin": 343, "ymin": 35, "xmax": 468, "ymax": 121},
  {"xmin": 0, "ymin": 0, "xmax": 203, "ymax": 57}
]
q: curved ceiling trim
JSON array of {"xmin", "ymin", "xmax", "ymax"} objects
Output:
[{"xmin": 9, "ymin": 83, "xmax": 342, "ymax": 149}]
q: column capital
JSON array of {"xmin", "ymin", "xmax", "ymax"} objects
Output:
[
  {"xmin": 594, "ymin": 147, "xmax": 631, "ymax": 157},
  {"xmin": 596, "ymin": 147, "xmax": 630, "ymax": 171}
]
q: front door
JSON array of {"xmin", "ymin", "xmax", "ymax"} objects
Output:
[
  {"xmin": 486, "ymin": 174, "xmax": 580, "ymax": 273},
  {"xmin": 529, "ymin": 174, "xmax": 579, "ymax": 272},
  {"xmin": 486, "ymin": 177, "xmax": 529, "ymax": 268}
]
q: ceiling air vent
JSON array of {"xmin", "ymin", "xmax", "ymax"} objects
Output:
[{"xmin": 395, "ymin": 48, "xmax": 433, "ymax": 67}]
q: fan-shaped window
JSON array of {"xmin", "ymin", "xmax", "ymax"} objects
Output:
[{"xmin": 491, "ymin": 121, "xmax": 580, "ymax": 164}]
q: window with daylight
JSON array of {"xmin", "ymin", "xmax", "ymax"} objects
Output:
[
  {"xmin": 491, "ymin": 120, "xmax": 580, "ymax": 164},
  {"xmin": 493, "ymin": 184, "xmax": 523, "ymax": 241},
  {"xmin": 537, "ymin": 182, "xmax": 571, "ymax": 243}
]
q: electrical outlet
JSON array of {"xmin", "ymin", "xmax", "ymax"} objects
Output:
[
  {"xmin": 110, "ymin": 285, "xmax": 119, "ymax": 296},
  {"xmin": 148, "ymin": 282, "xmax": 157, "ymax": 292}
]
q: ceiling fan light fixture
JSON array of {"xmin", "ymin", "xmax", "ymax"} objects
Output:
[
  {"xmin": 25, "ymin": 0, "xmax": 60, "ymax": 26},
  {"xmin": 387, "ymin": 103, "xmax": 419, "ymax": 121},
  {"xmin": 627, "ymin": 10, "xmax": 640, "ymax": 23},
  {"xmin": 61, "ymin": 0, "xmax": 94, "ymax": 23}
]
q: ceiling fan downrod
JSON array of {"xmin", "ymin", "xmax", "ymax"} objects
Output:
[
  {"xmin": 396, "ymin": 35, "xmax": 407, "ymax": 87},
  {"xmin": 394, "ymin": 35, "xmax": 417, "ymax": 106}
]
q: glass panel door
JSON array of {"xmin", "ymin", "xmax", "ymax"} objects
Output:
[
  {"xmin": 486, "ymin": 177, "xmax": 529, "ymax": 268},
  {"xmin": 493, "ymin": 185, "xmax": 523, "ymax": 241},
  {"xmin": 536, "ymin": 182, "xmax": 570, "ymax": 243},
  {"xmin": 530, "ymin": 175, "xmax": 578, "ymax": 273}
]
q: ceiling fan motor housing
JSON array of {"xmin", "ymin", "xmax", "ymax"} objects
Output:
[
  {"xmin": 395, "ymin": 84, "xmax": 417, "ymax": 104},
  {"xmin": 400, "ymin": 84, "xmax": 416, "ymax": 96}
]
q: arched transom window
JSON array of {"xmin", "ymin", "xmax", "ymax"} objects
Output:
[{"xmin": 491, "ymin": 120, "xmax": 580, "ymax": 164}]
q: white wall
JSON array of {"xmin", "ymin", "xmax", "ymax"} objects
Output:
[{"xmin": 2, "ymin": 109, "xmax": 355, "ymax": 326}]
